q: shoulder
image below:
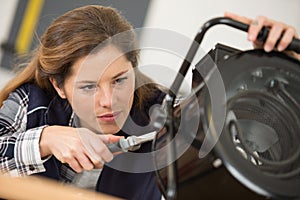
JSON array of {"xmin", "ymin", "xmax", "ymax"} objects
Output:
[
  {"xmin": 5, "ymin": 83, "xmax": 30, "ymax": 104},
  {"xmin": 0, "ymin": 83, "xmax": 30, "ymax": 115},
  {"xmin": 21, "ymin": 83, "xmax": 52, "ymax": 113},
  {"xmin": 0, "ymin": 84, "xmax": 30, "ymax": 132},
  {"xmin": 8, "ymin": 83, "xmax": 51, "ymax": 105}
]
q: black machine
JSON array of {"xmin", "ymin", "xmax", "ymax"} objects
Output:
[{"xmin": 152, "ymin": 17, "xmax": 300, "ymax": 200}]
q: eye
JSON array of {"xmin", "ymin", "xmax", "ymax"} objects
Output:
[
  {"xmin": 78, "ymin": 84, "xmax": 97, "ymax": 93},
  {"xmin": 114, "ymin": 77, "xmax": 128, "ymax": 85}
]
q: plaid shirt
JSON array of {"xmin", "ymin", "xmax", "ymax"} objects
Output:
[
  {"xmin": 0, "ymin": 83, "xmax": 164, "ymax": 199},
  {"xmin": 0, "ymin": 84, "xmax": 75, "ymax": 182}
]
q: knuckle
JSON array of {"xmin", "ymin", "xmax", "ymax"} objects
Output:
[
  {"xmin": 257, "ymin": 15, "xmax": 267, "ymax": 23},
  {"xmin": 275, "ymin": 22, "xmax": 284, "ymax": 28},
  {"xmin": 61, "ymin": 153, "xmax": 71, "ymax": 159},
  {"xmin": 97, "ymin": 146, "xmax": 107, "ymax": 155},
  {"xmin": 73, "ymin": 138, "xmax": 83, "ymax": 146},
  {"xmin": 69, "ymin": 147, "xmax": 78, "ymax": 154},
  {"xmin": 287, "ymin": 27, "xmax": 296, "ymax": 35}
]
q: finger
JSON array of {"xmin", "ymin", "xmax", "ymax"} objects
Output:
[
  {"xmin": 75, "ymin": 151, "xmax": 94, "ymax": 171},
  {"xmin": 84, "ymin": 136, "xmax": 114, "ymax": 163},
  {"xmin": 252, "ymin": 40, "xmax": 264, "ymax": 49},
  {"xmin": 62, "ymin": 155, "xmax": 83, "ymax": 173},
  {"xmin": 91, "ymin": 142, "xmax": 114, "ymax": 163},
  {"xmin": 68, "ymin": 160, "xmax": 83, "ymax": 173},
  {"xmin": 106, "ymin": 135, "xmax": 123, "ymax": 143},
  {"xmin": 264, "ymin": 23, "xmax": 285, "ymax": 52},
  {"xmin": 277, "ymin": 27, "xmax": 296, "ymax": 51},
  {"xmin": 224, "ymin": 11, "xmax": 252, "ymax": 24},
  {"xmin": 93, "ymin": 159, "xmax": 104, "ymax": 169},
  {"xmin": 76, "ymin": 128, "xmax": 105, "ymax": 165},
  {"xmin": 57, "ymin": 147, "xmax": 92, "ymax": 172},
  {"xmin": 248, "ymin": 16, "xmax": 269, "ymax": 42},
  {"xmin": 82, "ymin": 145, "xmax": 105, "ymax": 166},
  {"xmin": 113, "ymin": 151, "xmax": 123, "ymax": 156},
  {"xmin": 57, "ymin": 156, "xmax": 66, "ymax": 164},
  {"xmin": 87, "ymin": 152, "xmax": 105, "ymax": 168}
]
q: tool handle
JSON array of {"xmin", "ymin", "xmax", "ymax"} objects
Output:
[{"xmin": 107, "ymin": 142, "xmax": 126, "ymax": 153}]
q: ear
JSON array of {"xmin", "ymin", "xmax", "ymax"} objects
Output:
[{"xmin": 49, "ymin": 77, "xmax": 67, "ymax": 99}]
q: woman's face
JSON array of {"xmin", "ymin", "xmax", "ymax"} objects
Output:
[{"xmin": 55, "ymin": 45, "xmax": 135, "ymax": 134}]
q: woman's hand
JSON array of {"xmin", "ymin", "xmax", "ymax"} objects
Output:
[
  {"xmin": 39, "ymin": 126, "xmax": 121, "ymax": 173},
  {"xmin": 224, "ymin": 12, "xmax": 299, "ymax": 59}
]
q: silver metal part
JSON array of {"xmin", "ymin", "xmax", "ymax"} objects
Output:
[{"xmin": 107, "ymin": 131, "xmax": 157, "ymax": 153}]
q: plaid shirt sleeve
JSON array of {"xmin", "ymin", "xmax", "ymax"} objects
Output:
[{"xmin": 0, "ymin": 87, "xmax": 47, "ymax": 176}]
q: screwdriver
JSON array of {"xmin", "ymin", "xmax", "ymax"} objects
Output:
[{"xmin": 107, "ymin": 131, "xmax": 157, "ymax": 153}]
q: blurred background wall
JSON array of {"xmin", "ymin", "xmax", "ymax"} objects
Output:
[
  {"xmin": 0, "ymin": 0, "xmax": 299, "ymax": 91},
  {"xmin": 140, "ymin": 0, "xmax": 300, "ymax": 93}
]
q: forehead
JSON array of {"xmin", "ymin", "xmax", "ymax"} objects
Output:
[{"xmin": 72, "ymin": 45, "xmax": 132, "ymax": 81}]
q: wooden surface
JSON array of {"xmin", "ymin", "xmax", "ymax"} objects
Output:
[{"xmin": 0, "ymin": 175, "xmax": 122, "ymax": 200}]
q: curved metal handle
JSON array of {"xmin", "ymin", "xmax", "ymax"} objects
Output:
[
  {"xmin": 198, "ymin": 17, "xmax": 300, "ymax": 54},
  {"xmin": 170, "ymin": 17, "xmax": 300, "ymax": 98}
]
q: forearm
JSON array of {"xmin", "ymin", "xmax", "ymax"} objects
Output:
[{"xmin": 0, "ymin": 126, "xmax": 47, "ymax": 176}]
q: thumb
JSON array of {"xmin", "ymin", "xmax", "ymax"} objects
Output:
[
  {"xmin": 99, "ymin": 134, "xmax": 123, "ymax": 144},
  {"xmin": 224, "ymin": 12, "xmax": 252, "ymax": 25}
]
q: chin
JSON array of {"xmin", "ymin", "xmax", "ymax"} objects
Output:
[
  {"xmin": 101, "ymin": 126, "xmax": 122, "ymax": 135},
  {"xmin": 100, "ymin": 120, "xmax": 126, "ymax": 134}
]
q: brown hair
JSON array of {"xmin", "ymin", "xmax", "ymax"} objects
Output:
[{"xmin": 0, "ymin": 5, "xmax": 158, "ymax": 108}]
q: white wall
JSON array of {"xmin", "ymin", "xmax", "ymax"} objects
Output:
[
  {"xmin": 0, "ymin": 1, "xmax": 18, "ymax": 64},
  {"xmin": 144, "ymin": 0, "xmax": 300, "ymax": 51},
  {"xmin": 1, "ymin": 1, "xmax": 300, "ymax": 91},
  {"xmin": 140, "ymin": 0, "xmax": 300, "ymax": 94},
  {"xmin": 0, "ymin": 1, "xmax": 18, "ymax": 88}
]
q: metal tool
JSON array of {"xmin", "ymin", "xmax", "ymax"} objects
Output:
[{"xmin": 107, "ymin": 131, "xmax": 157, "ymax": 153}]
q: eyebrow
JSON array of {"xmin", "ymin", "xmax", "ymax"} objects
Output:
[
  {"xmin": 76, "ymin": 69, "xmax": 130, "ymax": 84},
  {"xmin": 112, "ymin": 69, "xmax": 130, "ymax": 79}
]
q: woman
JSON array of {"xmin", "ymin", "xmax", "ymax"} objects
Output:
[
  {"xmin": 0, "ymin": 5, "xmax": 298, "ymax": 199},
  {"xmin": 0, "ymin": 5, "xmax": 164, "ymax": 199}
]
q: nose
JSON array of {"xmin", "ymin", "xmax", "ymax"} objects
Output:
[{"xmin": 96, "ymin": 86, "xmax": 113, "ymax": 108}]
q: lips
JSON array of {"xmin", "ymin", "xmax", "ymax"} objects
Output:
[{"xmin": 97, "ymin": 112, "xmax": 121, "ymax": 122}]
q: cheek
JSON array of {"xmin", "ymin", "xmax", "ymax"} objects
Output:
[
  {"xmin": 112, "ymin": 80, "xmax": 135, "ymax": 108},
  {"xmin": 71, "ymin": 93, "xmax": 96, "ymax": 116}
]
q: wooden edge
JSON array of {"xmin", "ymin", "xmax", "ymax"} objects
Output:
[{"xmin": 0, "ymin": 174, "xmax": 122, "ymax": 200}]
